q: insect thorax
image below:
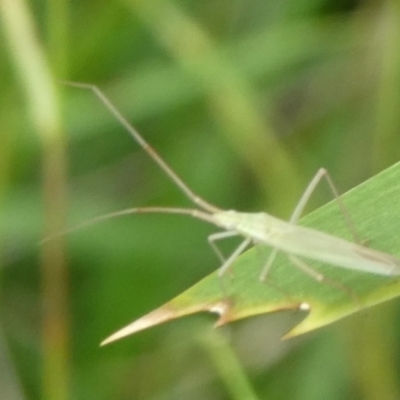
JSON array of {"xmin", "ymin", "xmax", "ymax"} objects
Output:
[{"xmin": 212, "ymin": 211, "xmax": 287, "ymax": 243}]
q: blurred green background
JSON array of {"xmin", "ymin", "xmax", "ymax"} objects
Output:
[{"xmin": 1, "ymin": 0, "xmax": 400, "ymax": 399}]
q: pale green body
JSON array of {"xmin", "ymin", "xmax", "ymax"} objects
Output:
[
  {"xmin": 66, "ymin": 83, "xmax": 400, "ymax": 345},
  {"xmin": 213, "ymin": 211, "xmax": 400, "ymax": 276}
]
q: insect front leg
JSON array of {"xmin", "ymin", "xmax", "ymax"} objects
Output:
[
  {"xmin": 290, "ymin": 168, "xmax": 361, "ymax": 243},
  {"xmin": 208, "ymin": 231, "xmax": 239, "ymax": 264},
  {"xmin": 209, "ymin": 236, "xmax": 251, "ymax": 298},
  {"xmin": 217, "ymin": 238, "xmax": 252, "ymax": 277}
]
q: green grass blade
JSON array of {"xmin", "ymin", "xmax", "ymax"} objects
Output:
[{"xmin": 102, "ymin": 161, "xmax": 400, "ymax": 345}]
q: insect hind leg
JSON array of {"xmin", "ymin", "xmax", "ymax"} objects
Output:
[
  {"xmin": 288, "ymin": 255, "xmax": 360, "ymax": 306},
  {"xmin": 290, "ymin": 168, "xmax": 361, "ymax": 243}
]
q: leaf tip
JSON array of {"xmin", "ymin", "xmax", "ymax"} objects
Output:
[{"xmin": 100, "ymin": 308, "xmax": 175, "ymax": 346}]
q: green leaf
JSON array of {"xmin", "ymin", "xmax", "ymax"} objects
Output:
[{"xmin": 101, "ymin": 161, "xmax": 400, "ymax": 345}]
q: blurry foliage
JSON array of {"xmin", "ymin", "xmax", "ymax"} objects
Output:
[{"xmin": 1, "ymin": 0, "xmax": 400, "ymax": 399}]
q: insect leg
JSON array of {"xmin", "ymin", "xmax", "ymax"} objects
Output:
[
  {"xmin": 287, "ymin": 255, "xmax": 324, "ymax": 281},
  {"xmin": 259, "ymin": 248, "xmax": 279, "ymax": 282},
  {"xmin": 208, "ymin": 231, "xmax": 239, "ymax": 263},
  {"xmin": 218, "ymin": 238, "xmax": 252, "ymax": 277},
  {"xmin": 288, "ymin": 255, "xmax": 360, "ymax": 304},
  {"xmin": 290, "ymin": 168, "xmax": 360, "ymax": 243}
]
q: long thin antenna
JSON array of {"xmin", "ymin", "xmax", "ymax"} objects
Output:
[
  {"xmin": 63, "ymin": 82, "xmax": 221, "ymax": 214},
  {"xmin": 41, "ymin": 206, "xmax": 218, "ymax": 243}
]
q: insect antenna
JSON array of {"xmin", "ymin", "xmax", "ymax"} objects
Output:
[
  {"xmin": 40, "ymin": 206, "xmax": 218, "ymax": 244},
  {"xmin": 63, "ymin": 82, "xmax": 221, "ymax": 214}
]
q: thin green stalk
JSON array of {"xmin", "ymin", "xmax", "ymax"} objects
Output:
[
  {"xmin": 201, "ymin": 329, "xmax": 260, "ymax": 400},
  {"xmin": 0, "ymin": 1, "xmax": 70, "ymax": 400}
]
